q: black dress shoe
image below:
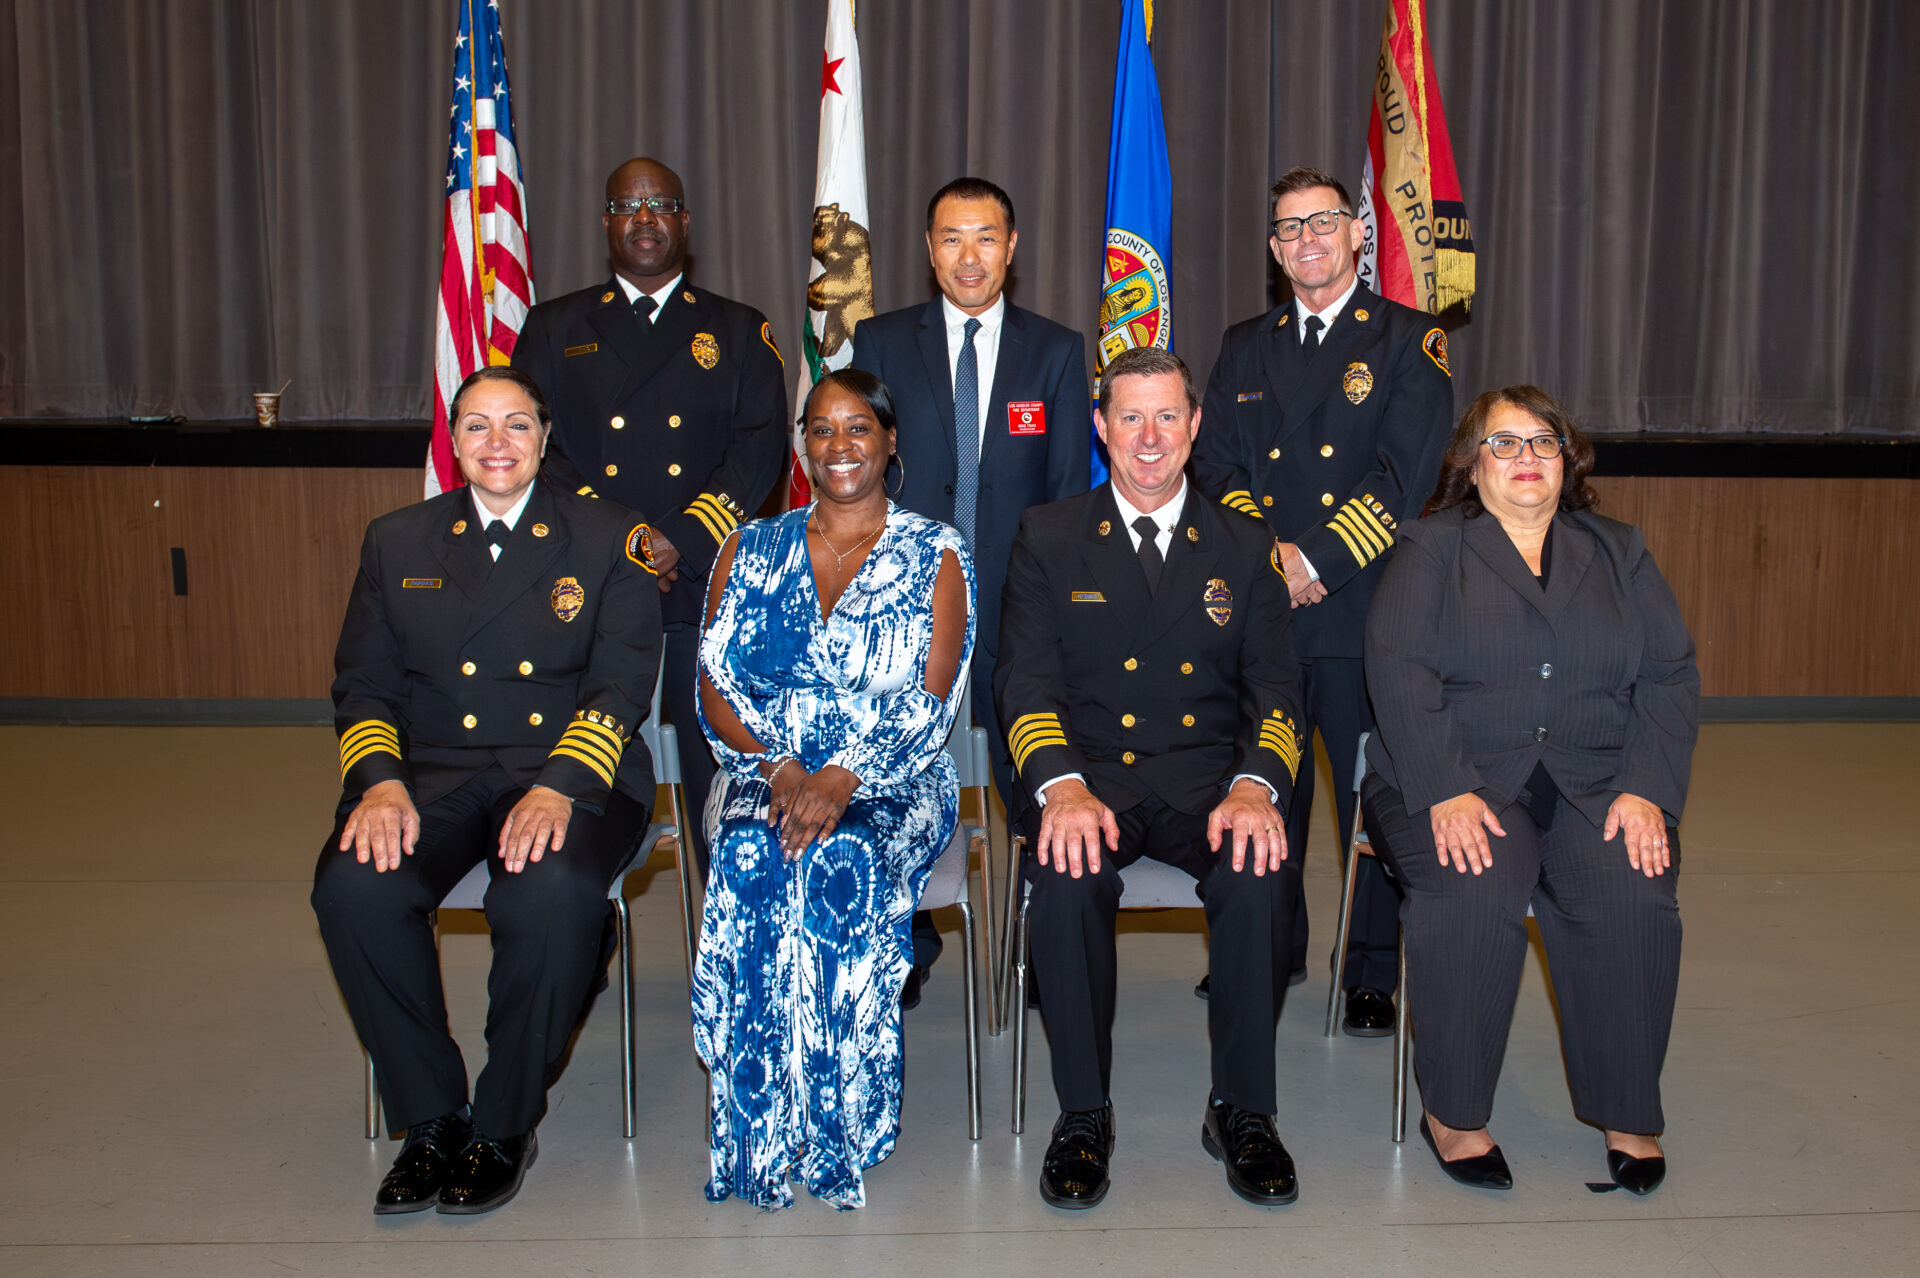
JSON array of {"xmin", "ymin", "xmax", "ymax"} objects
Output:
[
  {"xmin": 437, "ymin": 1127, "xmax": 538, "ymax": 1215},
  {"xmin": 901, "ymin": 964, "xmax": 930, "ymax": 1010},
  {"xmin": 374, "ymin": 1110, "xmax": 473, "ymax": 1215},
  {"xmin": 1342, "ymin": 987, "xmax": 1396, "ymax": 1037},
  {"xmin": 1607, "ymin": 1148, "xmax": 1667, "ymax": 1196},
  {"xmin": 1194, "ymin": 967, "xmax": 1308, "ymax": 1000},
  {"xmin": 1418, "ymin": 1115, "xmax": 1513, "ymax": 1190},
  {"xmin": 1201, "ymin": 1097, "xmax": 1298, "ymax": 1205},
  {"xmin": 1039, "ymin": 1106, "xmax": 1115, "ymax": 1209}
]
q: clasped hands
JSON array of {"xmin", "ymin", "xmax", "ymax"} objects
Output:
[
  {"xmin": 1034, "ymin": 777, "xmax": 1287, "ymax": 878},
  {"xmin": 762, "ymin": 757, "xmax": 860, "ymax": 860},
  {"xmin": 341, "ymin": 779, "xmax": 574, "ymax": 874},
  {"xmin": 1427, "ymin": 790, "xmax": 1671, "ymax": 877},
  {"xmin": 1274, "ymin": 541, "xmax": 1326, "ymax": 609}
]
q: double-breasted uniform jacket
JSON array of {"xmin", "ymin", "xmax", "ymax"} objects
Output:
[
  {"xmin": 332, "ymin": 479, "xmax": 663, "ymax": 814},
  {"xmin": 512, "ymin": 278, "xmax": 788, "ymax": 626},
  {"xmin": 993, "ymin": 483, "xmax": 1306, "ymax": 821},
  {"xmin": 1193, "ymin": 283, "xmax": 1454, "ymax": 657},
  {"xmin": 1364, "ymin": 506, "xmax": 1701, "ymax": 827},
  {"xmin": 849, "ymin": 298, "xmax": 1090, "ymax": 673}
]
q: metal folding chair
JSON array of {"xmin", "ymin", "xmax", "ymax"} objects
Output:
[{"xmin": 364, "ymin": 666, "xmax": 696, "ymax": 1140}]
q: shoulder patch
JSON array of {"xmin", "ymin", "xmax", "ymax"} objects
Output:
[
  {"xmin": 760, "ymin": 321, "xmax": 784, "ymax": 367},
  {"xmin": 1423, "ymin": 327, "xmax": 1450, "ymax": 376},
  {"xmin": 625, "ymin": 523, "xmax": 658, "ymax": 573}
]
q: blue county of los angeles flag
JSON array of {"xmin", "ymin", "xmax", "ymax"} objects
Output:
[
  {"xmin": 790, "ymin": 0, "xmax": 874, "ymax": 508},
  {"xmin": 1095, "ymin": 0, "xmax": 1172, "ymax": 484},
  {"xmin": 428, "ymin": 0, "xmax": 536, "ymax": 497}
]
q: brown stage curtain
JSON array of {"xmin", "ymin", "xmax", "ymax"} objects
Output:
[{"xmin": 0, "ymin": 0, "xmax": 1914, "ymax": 434}]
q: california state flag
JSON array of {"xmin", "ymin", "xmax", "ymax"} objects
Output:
[
  {"xmin": 790, "ymin": 0, "xmax": 875, "ymax": 507},
  {"xmin": 1355, "ymin": 0, "xmax": 1475, "ymax": 314}
]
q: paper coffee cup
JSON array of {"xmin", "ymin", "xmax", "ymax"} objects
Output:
[{"xmin": 253, "ymin": 392, "xmax": 281, "ymax": 427}]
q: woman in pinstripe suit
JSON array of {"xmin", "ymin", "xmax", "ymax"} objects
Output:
[{"xmin": 1360, "ymin": 386, "xmax": 1700, "ymax": 1196}]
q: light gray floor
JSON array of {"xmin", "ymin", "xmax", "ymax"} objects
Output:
[{"xmin": 1, "ymin": 722, "xmax": 1916, "ymax": 1277}]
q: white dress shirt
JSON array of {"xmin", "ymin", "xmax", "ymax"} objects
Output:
[
  {"xmin": 615, "ymin": 271, "xmax": 685, "ymax": 322},
  {"xmin": 474, "ymin": 485, "xmax": 532, "ymax": 561},
  {"xmin": 941, "ymin": 293, "xmax": 1005, "ymax": 463}
]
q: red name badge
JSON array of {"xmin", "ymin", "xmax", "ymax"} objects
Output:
[{"xmin": 1007, "ymin": 401, "xmax": 1047, "ymax": 435}]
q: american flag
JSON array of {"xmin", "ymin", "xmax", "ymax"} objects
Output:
[{"xmin": 428, "ymin": 0, "xmax": 535, "ymax": 497}]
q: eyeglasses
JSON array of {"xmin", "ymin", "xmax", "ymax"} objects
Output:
[
  {"xmin": 606, "ymin": 195, "xmax": 685, "ymax": 217},
  {"xmin": 1270, "ymin": 209, "xmax": 1350, "ymax": 241},
  {"xmin": 1481, "ymin": 434, "xmax": 1567, "ymax": 460}
]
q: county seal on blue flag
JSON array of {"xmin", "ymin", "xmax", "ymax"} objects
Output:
[
  {"xmin": 1100, "ymin": 229, "xmax": 1170, "ymax": 367},
  {"xmin": 1094, "ymin": 0, "xmax": 1172, "ymax": 387}
]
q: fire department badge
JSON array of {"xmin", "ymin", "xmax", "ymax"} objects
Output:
[
  {"xmin": 1203, "ymin": 578, "xmax": 1233, "ymax": 626},
  {"xmin": 691, "ymin": 332, "xmax": 719, "ymax": 370},
  {"xmin": 625, "ymin": 523, "xmax": 657, "ymax": 573},
  {"xmin": 1343, "ymin": 362, "xmax": 1374, "ymax": 405},
  {"xmin": 1097, "ymin": 228, "xmax": 1171, "ymax": 370},
  {"xmin": 551, "ymin": 577, "xmax": 585, "ymax": 623},
  {"xmin": 1423, "ymin": 327, "xmax": 1451, "ymax": 376}
]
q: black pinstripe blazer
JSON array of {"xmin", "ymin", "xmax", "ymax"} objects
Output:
[{"xmin": 1363, "ymin": 505, "xmax": 1700, "ymax": 827}]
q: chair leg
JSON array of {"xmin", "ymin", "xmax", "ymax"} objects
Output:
[
  {"xmin": 958, "ymin": 900, "xmax": 981, "ymax": 1141},
  {"xmin": 616, "ymin": 894, "xmax": 637, "ymax": 1139},
  {"xmin": 670, "ymin": 785, "xmax": 699, "ymax": 989},
  {"xmin": 1392, "ymin": 933, "xmax": 1410, "ymax": 1143},
  {"xmin": 998, "ymin": 835, "xmax": 1026, "ymax": 1033},
  {"xmin": 1010, "ymin": 889, "xmax": 1030, "ymax": 1135},
  {"xmin": 975, "ymin": 810, "xmax": 1000, "ymax": 1037},
  {"xmin": 1324, "ymin": 830, "xmax": 1365, "ymax": 1039},
  {"xmin": 365, "ymin": 1052, "xmax": 381, "ymax": 1140}
]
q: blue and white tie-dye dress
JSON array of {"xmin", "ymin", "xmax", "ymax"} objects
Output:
[{"xmin": 693, "ymin": 503, "xmax": 975, "ymax": 1210}]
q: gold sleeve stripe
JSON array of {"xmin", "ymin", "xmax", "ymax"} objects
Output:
[
  {"xmin": 1008, "ymin": 712, "xmax": 1069, "ymax": 773},
  {"xmin": 1008, "ymin": 712, "xmax": 1064, "ymax": 750},
  {"xmin": 340, "ymin": 739, "xmax": 400, "ymax": 779},
  {"xmin": 1328, "ymin": 518, "xmax": 1369, "ymax": 567},
  {"xmin": 1012, "ymin": 732, "xmax": 1069, "ymax": 773},
  {"xmin": 577, "ymin": 484, "xmax": 599, "ymax": 498},
  {"xmin": 341, "ymin": 721, "xmax": 398, "ymax": 751},
  {"xmin": 1331, "ymin": 508, "xmax": 1388, "ymax": 559},
  {"xmin": 1347, "ymin": 499, "xmax": 1396, "ymax": 544},
  {"xmin": 1220, "ymin": 489, "xmax": 1260, "ymax": 515},
  {"xmin": 690, "ymin": 493, "xmax": 740, "ymax": 530},
  {"xmin": 553, "ymin": 736, "xmax": 620, "ymax": 781},
  {"xmin": 1258, "ymin": 711, "xmax": 1303, "ymax": 779},
  {"xmin": 550, "ymin": 745, "xmax": 616, "ymax": 788},
  {"xmin": 565, "ymin": 716, "xmax": 627, "ymax": 752},
  {"xmin": 555, "ymin": 725, "xmax": 624, "ymax": 770},
  {"xmin": 339, "ymin": 720, "xmax": 401, "ymax": 781}
]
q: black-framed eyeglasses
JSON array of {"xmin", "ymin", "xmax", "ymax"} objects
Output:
[
  {"xmin": 1271, "ymin": 209, "xmax": 1349, "ymax": 241},
  {"xmin": 606, "ymin": 195, "xmax": 685, "ymax": 217},
  {"xmin": 1481, "ymin": 433, "xmax": 1567, "ymax": 460}
]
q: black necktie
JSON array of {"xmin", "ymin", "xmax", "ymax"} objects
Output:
[
  {"xmin": 631, "ymin": 294, "xmax": 656, "ymax": 331},
  {"xmin": 484, "ymin": 520, "xmax": 511, "ymax": 555},
  {"xmin": 1303, "ymin": 314, "xmax": 1324, "ymax": 353},
  {"xmin": 1133, "ymin": 515, "xmax": 1164, "ymax": 594}
]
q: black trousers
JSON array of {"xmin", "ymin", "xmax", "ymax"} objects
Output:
[
  {"xmin": 1291, "ymin": 654, "xmax": 1399, "ymax": 991},
  {"xmin": 1362, "ymin": 773, "xmax": 1682, "ymax": 1134},
  {"xmin": 1022, "ymin": 794, "xmax": 1299, "ymax": 1115},
  {"xmin": 312, "ymin": 769, "xmax": 647, "ymax": 1138},
  {"xmin": 663, "ymin": 620, "xmax": 719, "ymax": 879}
]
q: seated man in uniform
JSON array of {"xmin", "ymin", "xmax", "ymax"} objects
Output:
[{"xmin": 994, "ymin": 346, "xmax": 1307, "ymax": 1210}]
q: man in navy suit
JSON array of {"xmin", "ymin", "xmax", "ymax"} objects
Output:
[{"xmin": 850, "ymin": 177, "xmax": 1090, "ymax": 1002}]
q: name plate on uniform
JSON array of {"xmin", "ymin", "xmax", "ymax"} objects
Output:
[
  {"xmin": 1237, "ymin": 391, "xmax": 1264, "ymax": 402},
  {"xmin": 564, "ymin": 343, "xmax": 599, "ymax": 358},
  {"xmin": 1070, "ymin": 591, "xmax": 1105, "ymax": 603},
  {"xmin": 401, "ymin": 578, "xmax": 442, "ymax": 589},
  {"xmin": 1007, "ymin": 401, "xmax": 1047, "ymax": 435}
]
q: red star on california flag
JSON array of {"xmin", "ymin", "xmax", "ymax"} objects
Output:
[{"xmin": 822, "ymin": 52, "xmax": 845, "ymax": 97}]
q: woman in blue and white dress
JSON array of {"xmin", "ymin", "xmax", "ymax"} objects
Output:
[{"xmin": 693, "ymin": 369, "xmax": 974, "ymax": 1210}]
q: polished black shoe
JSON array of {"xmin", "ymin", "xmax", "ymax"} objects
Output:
[
  {"xmin": 901, "ymin": 964, "xmax": 930, "ymax": 1010},
  {"xmin": 1418, "ymin": 1114, "xmax": 1513, "ymax": 1190},
  {"xmin": 437, "ymin": 1127, "xmax": 538, "ymax": 1215},
  {"xmin": 1039, "ymin": 1106, "xmax": 1115, "ymax": 1209},
  {"xmin": 1194, "ymin": 967, "xmax": 1307, "ymax": 1000},
  {"xmin": 1201, "ymin": 1097, "xmax": 1298, "ymax": 1205},
  {"xmin": 1342, "ymin": 987, "xmax": 1396, "ymax": 1037},
  {"xmin": 1607, "ymin": 1148, "xmax": 1667, "ymax": 1196},
  {"xmin": 374, "ymin": 1109, "xmax": 473, "ymax": 1215}
]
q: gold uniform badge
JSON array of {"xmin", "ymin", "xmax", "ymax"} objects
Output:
[
  {"xmin": 531, "ymin": 523, "xmax": 549, "ymax": 537},
  {"xmin": 1353, "ymin": 308, "xmax": 1370, "ymax": 322},
  {"xmin": 1343, "ymin": 362, "xmax": 1373, "ymax": 404},
  {"xmin": 451, "ymin": 519, "xmax": 468, "ymax": 535},
  {"xmin": 692, "ymin": 332, "xmax": 720, "ymax": 370},
  {"xmin": 551, "ymin": 577, "xmax": 585, "ymax": 623},
  {"xmin": 1098, "ymin": 519, "xmax": 1112, "ymax": 536},
  {"xmin": 1204, "ymin": 578, "xmax": 1234, "ymax": 626},
  {"xmin": 600, "ymin": 291, "xmax": 616, "ymax": 304}
]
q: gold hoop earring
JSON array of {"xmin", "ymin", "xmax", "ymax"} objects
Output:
[{"xmin": 886, "ymin": 451, "xmax": 905, "ymax": 497}]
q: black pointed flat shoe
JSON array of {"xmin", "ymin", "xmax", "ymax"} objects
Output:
[
  {"xmin": 1607, "ymin": 1148, "xmax": 1667, "ymax": 1196},
  {"xmin": 1419, "ymin": 1115, "xmax": 1513, "ymax": 1190},
  {"xmin": 374, "ymin": 1109, "xmax": 473, "ymax": 1215}
]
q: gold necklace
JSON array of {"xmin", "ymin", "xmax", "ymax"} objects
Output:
[{"xmin": 810, "ymin": 510, "xmax": 886, "ymax": 574}]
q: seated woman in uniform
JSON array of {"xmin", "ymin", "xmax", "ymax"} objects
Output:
[
  {"xmin": 1361, "ymin": 386, "xmax": 1699, "ymax": 1196},
  {"xmin": 311, "ymin": 366, "xmax": 662, "ymax": 1218},
  {"xmin": 692, "ymin": 369, "xmax": 974, "ymax": 1211}
]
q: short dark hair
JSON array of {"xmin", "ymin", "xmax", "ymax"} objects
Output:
[
  {"xmin": 450, "ymin": 365, "xmax": 552, "ymax": 430},
  {"xmin": 802, "ymin": 368, "xmax": 898, "ymax": 434},
  {"xmin": 926, "ymin": 177, "xmax": 1016, "ymax": 232},
  {"xmin": 1269, "ymin": 166, "xmax": 1353, "ymax": 220},
  {"xmin": 1097, "ymin": 346, "xmax": 1195, "ymax": 418},
  {"xmin": 1427, "ymin": 385, "xmax": 1599, "ymax": 518}
]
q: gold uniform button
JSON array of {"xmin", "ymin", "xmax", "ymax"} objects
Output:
[
  {"xmin": 610, "ymin": 415, "xmax": 625, "ymax": 430},
  {"xmin": 668, "ymin": 414, "xmax": 682, "ymax": 428},
  {"xmin": 1320, "ymin": 444, "xmax": 1334, "ymax": 457},
  {"xmin": 1183, "ymin": 714, "xmax": 1196, "ymax": 727},
  {"xmin": 1122, "ymin": 751, "xmax": 1137, "ymax": 765},
  {"xmin": 1321, "ymin": 492, "xmax": 1335, "ymax": 506},
  {"xmin": 462, "ymin": 714, "xmax": 477, "ymax": 729},
  {"xmin": 518, "ymin": 661, "xmax": 533, "ymax": 676},
  {"xmin": 1262, "ymin": 495, "xmax": 1274, "ymax": 507},
  {"xmin": 1181, "ymin": 662, "xmax": 1194, "ymax": 674},
  {"xmin": 1269, "ymin": 448, "xmax": 1281, "ymax": 459},
  {"xmin": 1121, "ymin": 714, "xmax": 1136, "ymax": 728},
  {"xmin": 1124, "ymin": 658, "xmax": 1138, "ymax": 671},
  {"xmin": 668, "ymin": 463, "xmax": 682, "ymax": 476},
  {"xmin": 460, "ymin": 661, "xmax": 476, "ymax": 676},
  {"xmin": 605, "ymin": 464, "xmax": 619, "ymax": 477},
  {"xmin": 528, "ymin": 713, "xmax": 543, "ymax": 726}
]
